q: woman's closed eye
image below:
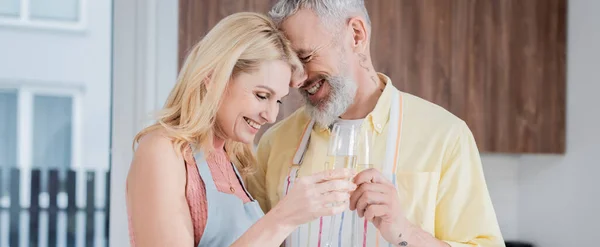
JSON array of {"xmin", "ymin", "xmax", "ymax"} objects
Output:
[
  {"xmin": 256, "ymin": 93, "xmax": 268, "ymax": 100},
  {"xmin": 256, "ymin": 93, "xmax": 283, "ymax": 105}
]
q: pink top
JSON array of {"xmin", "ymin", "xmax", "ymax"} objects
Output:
[{"xmin": 128, "ymin": 146, "xmax": 252, "ymax": 246}]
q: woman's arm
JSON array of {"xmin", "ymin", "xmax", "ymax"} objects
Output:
[
  {"xmin": 126, "ymin": 131, "xmax": 195, "ymax": 246},
  {"xmin": 231, "ymin": 169, "xmax": 357, "ymax": 247}
]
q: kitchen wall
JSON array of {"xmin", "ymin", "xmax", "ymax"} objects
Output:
[{"xmin": 482, "ymin": 0, "xmax": 600, "ymax": 246}]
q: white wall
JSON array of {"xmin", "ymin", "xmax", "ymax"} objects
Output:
[
  {"xmin": 481, "ymin": 155, "xmax": 520, "ymax": 241},
  {"xmin": 0, "ymin": 0, "xmax": 112, "ymax": 170},
  {"xmin": 481, "ymin": 0, "xmax": 600, "ymax": 246},
  {"xmin": 516, "ymin": 0, "xmax": 600, "ymax": 245}
]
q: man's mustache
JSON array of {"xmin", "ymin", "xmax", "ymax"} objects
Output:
[{"xmin": 303, "ymin": 74, "xmax": 329, "ymax": 89}]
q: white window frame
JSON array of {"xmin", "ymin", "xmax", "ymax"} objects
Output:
[
  {"xmin": 0, "ymin": 83, "xmax": 83, "ymax": 208},
  {"xmin": 0, "ymin": 0, "xmax": 87, "ymax": 32}
]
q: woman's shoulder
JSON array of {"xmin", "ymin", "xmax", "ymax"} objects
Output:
[{"xmin": 129, "ymin": 128, "xmax": 188, "ymax": 187}]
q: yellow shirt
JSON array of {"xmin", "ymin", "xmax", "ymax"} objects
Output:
[{"xmin": 247, "ymin": 73, "xmax": 505, "ymax": 246}]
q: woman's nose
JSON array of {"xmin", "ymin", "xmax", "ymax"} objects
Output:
[{"xmin": 260, "ymin": 106, "xmax": 278, "ymax": 124}]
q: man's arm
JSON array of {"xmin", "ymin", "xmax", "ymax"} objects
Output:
[
  {"xmin": 350, "ymin": 121, "xmax": 504, "ymax": 247},
  {"xmin": 434, "ymin": 121, "xmax": 505, "ymax": 247}
]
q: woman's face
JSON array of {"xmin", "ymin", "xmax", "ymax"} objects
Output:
[{"xmin": 216, "ymin": 60, "xmax": 291, "ymax": 144}]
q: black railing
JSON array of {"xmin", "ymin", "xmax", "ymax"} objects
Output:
[{"xmin": 0, "ymin": 167, "xmax": 109, "ymax": 247}]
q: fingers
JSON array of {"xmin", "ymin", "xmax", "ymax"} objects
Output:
[
  {"xmin": 354, "ymin": 191, "xmax": 387, "ymax": 217},
  {"xmin": 363, "ymin": 204, "xmax": 387, "ymax": 221},
  {"xmin": 315, "ymin": 179, "xmax": 357, "ymax": 194},
  {"xmin": 353, "ymin": 168, "xmax": 392, "ymax": 186},
  {"xmin": 321, "ymin": 191, "xmax": 351, "ymax": 205},
  {"xmin": 305, "ymin": 168, "xmax": 356, "ymax": 183},
  {"xmin": 349, "ymin": 183, "xmax": 391, "ymax": 211}
]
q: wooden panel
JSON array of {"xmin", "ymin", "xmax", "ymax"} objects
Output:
[
  {"xmin": 450, "ymin": 0, "xmax": 566, "ymax": 153},
  {"xmin": 178, "ymin": 0, "xmax": 277, "ymax": 68},
  {"xmin": 366, "ymin": 0, "xmax": 565, "ymax": 153},
  {"xmin": 366, "ymin": 0, "xmax": 452, "ymax": 110},
  {"xmin": 178, "ymin": 0, "xmax": 566, "ymax": 153}
]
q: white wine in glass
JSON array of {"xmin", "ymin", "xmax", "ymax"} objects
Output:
[{"xmin": 326, "ymin": 123, "xmax": 359, "ymax": 171}]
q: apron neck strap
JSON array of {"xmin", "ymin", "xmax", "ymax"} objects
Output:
[{"xmin": 292, "ymin": 119, "xmax": 316, "ymax": 165}]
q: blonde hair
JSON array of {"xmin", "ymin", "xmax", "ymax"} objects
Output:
[{"xmin": 133, "ymin": 12, "xmax": 303, "ymax": 175}]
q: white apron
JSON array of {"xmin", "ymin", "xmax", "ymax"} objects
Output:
[{"xmin": 282, "ymin": 90, "xmax": 404, "ymax": 247}]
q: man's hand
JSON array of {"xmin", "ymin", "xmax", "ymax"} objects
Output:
[
  {"xmin": 349, "ymin": 169, "xmax": 449, "ymax": 247},
  {"xmin": 349, "ymin": 168, "xmax": 410, "ymax": 245}
]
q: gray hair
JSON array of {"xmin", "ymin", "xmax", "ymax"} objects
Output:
[{"xmin": 269, "ymin": 0, "xmax": 371, "ymax": 31}]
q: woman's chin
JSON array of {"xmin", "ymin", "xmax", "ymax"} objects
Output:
[{"xmin": 231, "ymin": 132, "xmax": 256, "ymax": 145}]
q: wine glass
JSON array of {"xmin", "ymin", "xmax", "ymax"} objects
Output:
[
  {"xmin": 350, "ymin": 126, "xmax": 375, "ymax": 246},
  {"xmin": 324, "ymin": 123, "xmax": 359, "ymax": 247},
  {"xmin": 326, "ymin": 123, "xmax": 359, "ymax": 171}
]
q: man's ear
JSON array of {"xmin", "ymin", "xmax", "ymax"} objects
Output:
[{"xmin": 348, "ymin": 16, "xmax": 369, "ymax": 53}]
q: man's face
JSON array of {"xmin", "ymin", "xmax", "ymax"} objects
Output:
[{"xmin": 281, "ymin": 9, "xmax": 357, "ymax": 127}]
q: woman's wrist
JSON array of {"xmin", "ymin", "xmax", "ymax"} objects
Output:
[{"xmin": 264, "ymin": 203, "xmax": 297, "ymax": 233}]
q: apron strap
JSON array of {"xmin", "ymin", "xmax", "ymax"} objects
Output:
[
  {"xmin": 193, "ymin": 151, "xmax": 218, "ymax": 192},
  {"xmin": 231, "ymin": 162, "xmax": 255, "ymax": 201},
  {"xmin": 292, "ymin": 119, "xmax": 316, "ymax": 165}
]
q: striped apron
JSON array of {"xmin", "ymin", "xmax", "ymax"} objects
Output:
[{"xmin": 282, "ymin": 90, "xmax": 404, "ymax": 247}]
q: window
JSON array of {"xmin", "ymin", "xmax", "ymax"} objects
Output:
[
  {"xmin": 0, "ymin": 90, "xmax": 17, "ymax": 167},
  {"xmin": 30, "ymin": 0, "xmax": 79, "ymax": 22},
  {"xmin": 0, "ymin": 0, "xmax": 85, "ymax": 31},
  {"xmin": 0, "ymin": 86, "xmax": 102, "ymax": 247},
  {"xmin": 0, "ymin": 0, "xmax": 19, "ymax": 17},
  {"xmin": 0, "ymin": 86, "xmax": 81, "ymax": 169},
  {"xmin": 0, "ymin": 89, "xmax": 17, "ymax": 214},
  {"xmin": 32, "ymin": 95, "xmax": 73, "ymax": 168}
]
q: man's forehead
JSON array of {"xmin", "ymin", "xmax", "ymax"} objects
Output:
[
  {"xmin": 282, "ymin": 28, "xmax": 330, "ymax": 55},
  {"xmin": 280, "ymin": 9, "xmax": 331, "ymax": 53}
]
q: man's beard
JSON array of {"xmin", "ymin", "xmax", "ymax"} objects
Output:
[{"xmin": 300, "ymin": 72, "xmax": 357, "ymax": 128}]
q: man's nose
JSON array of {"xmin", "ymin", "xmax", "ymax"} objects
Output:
[{"xmin": 290, "ymin": 72, "xmax": 308, "ymax": 88}]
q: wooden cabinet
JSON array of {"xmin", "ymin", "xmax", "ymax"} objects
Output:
[{"xmin": 178, "ymin": 0, "xmax": 566, "ymax": 153}]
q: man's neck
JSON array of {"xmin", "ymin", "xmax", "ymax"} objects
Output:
[{"xmin": 340, "ymin": 71, "xmax": 384, "ymax": 120}]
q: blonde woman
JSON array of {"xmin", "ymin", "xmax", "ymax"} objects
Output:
[{"xmin": 126, "ymin": 12, "xmax": 356, "ymax": 247}]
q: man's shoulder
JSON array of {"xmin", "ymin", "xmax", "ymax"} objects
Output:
[
  {"xmin": 399, "ymin": 91, "xmax": 468, "ymax": 143},
  {"xmin": 259, "ymin": 106, "xmax": 310, "ymax": 147},
  {"xmin": 400, "ymin": 91, "xmax": 464, "ymax": 127}
]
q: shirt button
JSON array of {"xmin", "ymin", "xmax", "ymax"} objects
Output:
[{"xmin": 375, "ymin": 123, "xmax": 382, "ymax": 130}]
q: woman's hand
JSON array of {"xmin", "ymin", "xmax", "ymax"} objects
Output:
[
  {"xmin": 231, "ymin": 169, "xmax": 356, "ymax": 247},
  {"xmin": 269, "ymin": 168, "xmax": 357, "ymax": 228}
]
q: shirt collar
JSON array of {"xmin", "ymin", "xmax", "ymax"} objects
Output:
[{"xmin": 367, "ymin": 73, "xmax": 394, "ymax": 134}]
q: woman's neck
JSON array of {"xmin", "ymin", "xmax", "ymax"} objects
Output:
[
  {"xmin": 209, "ymin": 135, "xmax": 229, "ymax": 164},
  {"xmin": 213, "ymin": 135, "xmax": 225, "ymax": 152}
]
